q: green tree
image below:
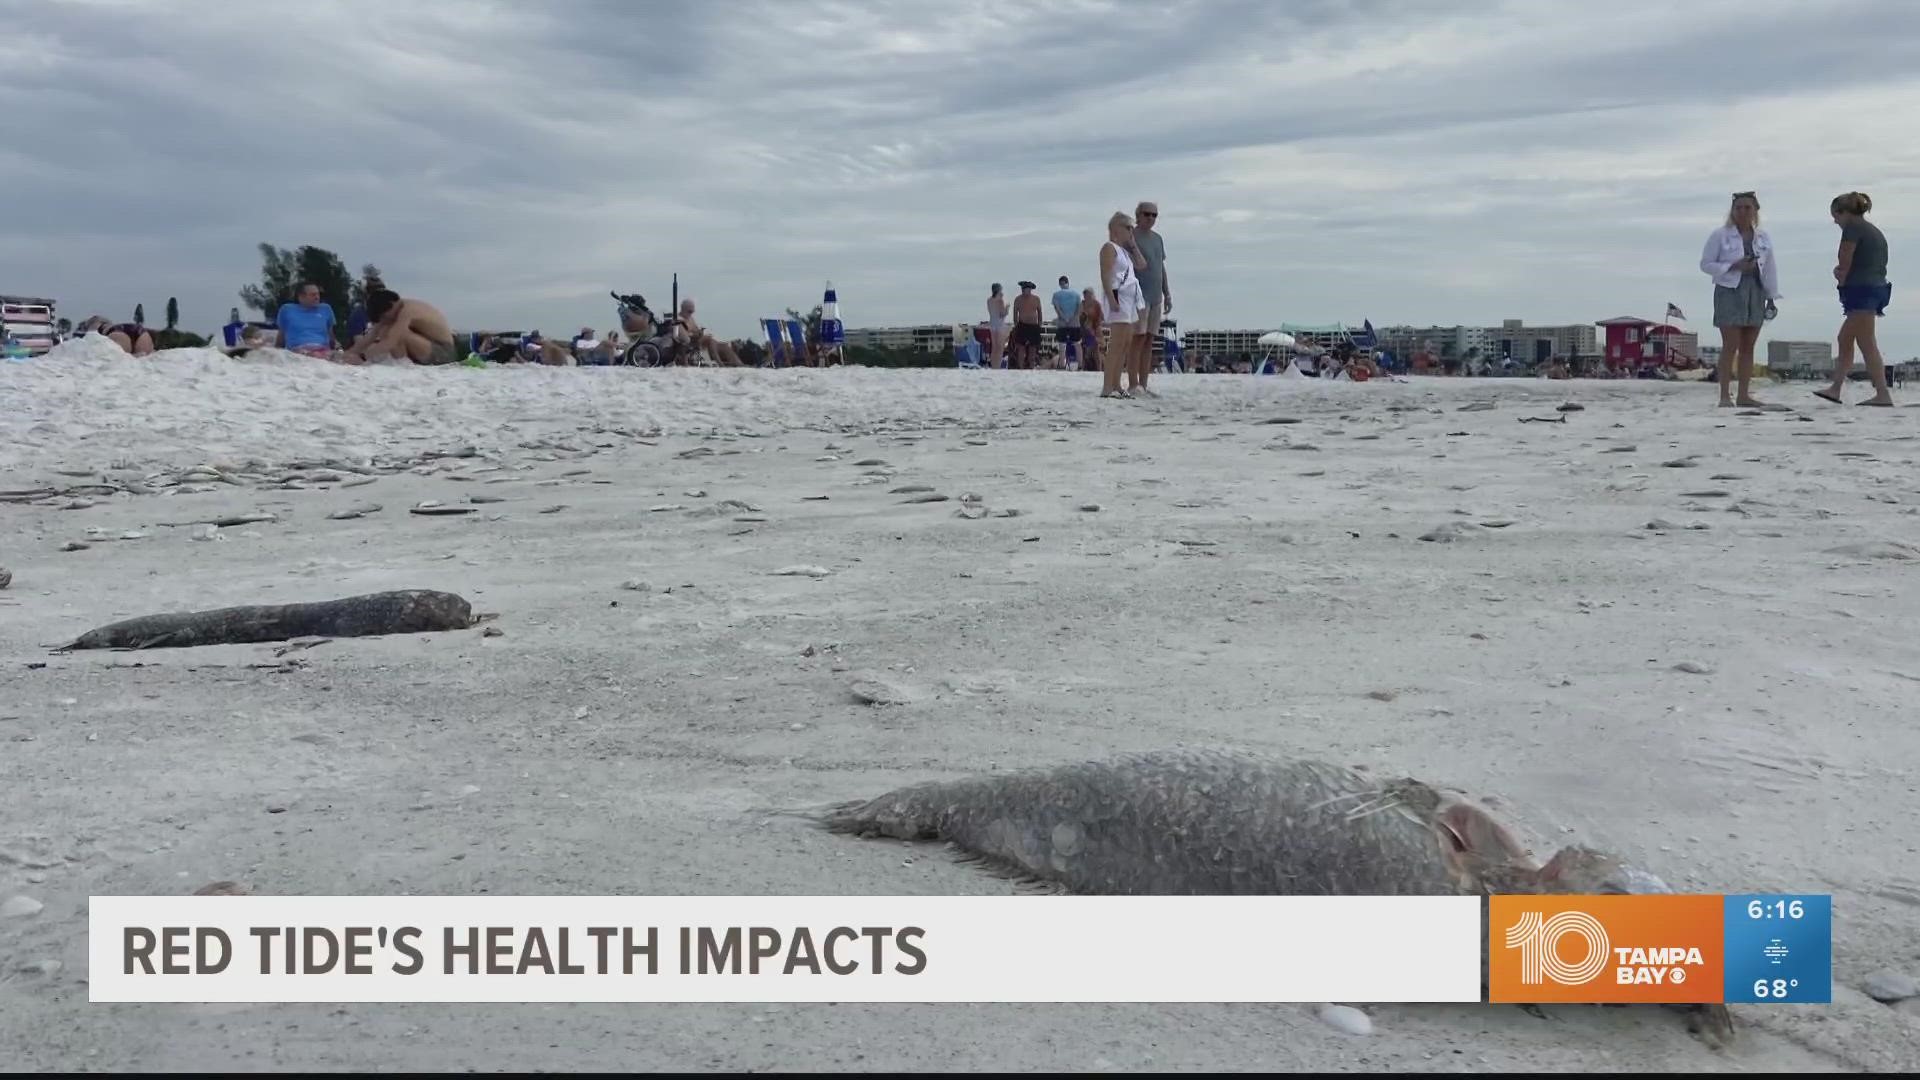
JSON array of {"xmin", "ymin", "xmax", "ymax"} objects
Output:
[
  {"xmin": 239, "ymin": 243, "xmax": 298, "ymax": 318},
  {"xmin": 730, "ymin": 338, "xmax": 766, "ymax": 367},
  {"xmin": 165, "ymin": 297, "xmax": 179, "ymax": 331},
  {"xmin": 783, "ymin": 304, "xmax": 823, "ymax": 343}
]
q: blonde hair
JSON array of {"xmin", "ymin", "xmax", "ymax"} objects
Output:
[
  {"xmin": 1831, "ymin": 191, "xmax": 1872, "ymax": 216},
  {"xmin": 1726, "ymin": 191, "xmax": 1760, "ymax": 227}
]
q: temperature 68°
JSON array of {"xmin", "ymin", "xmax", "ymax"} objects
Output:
[{"xmin": 1753, "ymin": 978, "xmax": 1800, "ymax": 998}]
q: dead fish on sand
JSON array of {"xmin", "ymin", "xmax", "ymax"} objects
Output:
[
  {"xmin": 804, "ymin": 747, "xmax": 1733, "ymax": 1044},
  {"xmin": 56, "ymin": 589, "xmax": 476, "ymax": 650}
]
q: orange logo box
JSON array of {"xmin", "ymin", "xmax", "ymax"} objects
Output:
[{"xmin": 1488, "ymin": 894, "xmax": 1724, "ymax": 1003}]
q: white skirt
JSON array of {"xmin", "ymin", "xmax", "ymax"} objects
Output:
[{"xmin": 1103, "ymin": 285, "xmax": 1144, "ymax": 328}]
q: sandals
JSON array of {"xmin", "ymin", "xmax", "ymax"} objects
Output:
[{"xmin": 1812, "ymin": 389, "xmax": 1843, "ymax": 405}]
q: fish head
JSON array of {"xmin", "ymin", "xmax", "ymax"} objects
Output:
[{"xmin": 1536, "ymin": 844, "xmax": 1673, "ymax": 895}]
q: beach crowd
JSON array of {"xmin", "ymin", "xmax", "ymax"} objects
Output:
[{"xmin": 46, "ymin": 190, "xmax": 1893, "ymax": 410}]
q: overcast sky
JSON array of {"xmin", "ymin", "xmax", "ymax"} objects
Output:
[{"xmin": 5, "ymin": 0, "xmax": 1916, "ymax": 354}]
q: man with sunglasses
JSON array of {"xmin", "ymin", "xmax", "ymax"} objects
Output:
[{"xmin": 1132, "ymin": 201, "xmax": 1172, "ymax": 397}]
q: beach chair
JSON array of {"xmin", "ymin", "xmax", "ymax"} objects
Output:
[
  {"xmin": 956, "ymin": 340, "xmax": 982, "ymax": 368},
  {"xmin": 785, "ymin": 320, "xmax": 809, "ymax": 366},
  {"xmin": 761, "ymin": 319, "xmax": 790, "ymax": 367}
]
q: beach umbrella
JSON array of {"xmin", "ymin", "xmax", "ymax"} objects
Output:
[
  {"xmin": 819, "ymin": 281, "xmax": 844, "ymax": 347},
  {"xmin": 1257, "ymin": 331, "xmax": 1295, "ymax": 349}
]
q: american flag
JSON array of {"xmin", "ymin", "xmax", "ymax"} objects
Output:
[{"xmin": 1666, "ymin": 303, "xmax": 1687, "ymax": 321}]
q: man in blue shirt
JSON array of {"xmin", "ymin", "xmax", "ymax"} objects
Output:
[
  {"xmin": 275, "ymin": 282, "xmax": 337, "ymax": 357},
  {"xmin": 1050, "ymin": 275, "xmax": 1081, "ymax": 368}
]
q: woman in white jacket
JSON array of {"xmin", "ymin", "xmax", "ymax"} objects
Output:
[{"xmin": 1699, "ymin": 191, "xmax": 1780, "ymax": 407}]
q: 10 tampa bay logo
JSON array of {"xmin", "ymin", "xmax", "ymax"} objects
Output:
[{"xmin": 1488, "ymin": 895, "xmax": 1723, "ymax": 1004}]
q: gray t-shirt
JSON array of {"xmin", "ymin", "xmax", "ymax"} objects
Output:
[
  {"xmin": 1842, "ymin": 218, "xmax": 1888, "ymax": 287},
  {"xmin": 1133, "ymin": 228, "xmax": 1167, "ymax": 306}
]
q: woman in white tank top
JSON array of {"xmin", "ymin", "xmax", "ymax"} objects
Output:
[{"xmin": 1099, "ymin": 211, "xmax": 1146, "ymax": 398}]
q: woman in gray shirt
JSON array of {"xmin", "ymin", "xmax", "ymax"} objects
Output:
[{"xmin": 1817, "ymin": 191, "xmax": 1893, "ymax": 406}]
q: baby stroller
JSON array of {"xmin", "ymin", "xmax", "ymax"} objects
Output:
[{"xmin": 610, "ymin": 291, "xmax": 714, "ymax": 367}]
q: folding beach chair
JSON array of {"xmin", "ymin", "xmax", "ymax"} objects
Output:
[
  {"xmin": 956, "ymin": 340, "xmax": 982, "ymax": 368},
  {"xmin": 761, "ymin": 319, "xmax": 790, "ymax": 367},
  {"xmin": 785, "ymin": 320, "xmax": 809, "ymax": 366}
]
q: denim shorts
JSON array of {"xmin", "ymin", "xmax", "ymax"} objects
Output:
[{"xmin": 1838, "ymin": 281, "xmax": 1892, "ymax": 316}]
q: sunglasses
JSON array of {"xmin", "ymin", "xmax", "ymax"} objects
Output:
[{"xmin": 1139, "ymin": 211, "xmax": 1158, "ymax": 218}]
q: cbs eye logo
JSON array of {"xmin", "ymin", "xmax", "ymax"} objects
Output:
[{"xmin": 1504, "ymin": 910, "xmax": 1610, "ymax": 986}]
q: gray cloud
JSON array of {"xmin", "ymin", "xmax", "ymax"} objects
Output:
[{"xmin": 3, "ymin": 0, "xmax": 1917, "ymax": 355}]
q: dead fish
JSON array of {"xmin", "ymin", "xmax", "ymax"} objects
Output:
[
  {"xmin": 811, "ymin": 749, "xmax": 1524, "ymax": 897},
  {"xmin": 804, "ymin": 747, "xmax": 1733, "ymax": 1044},
  {"xmin": 158, "ymin": 512, "xmax": 278, "ymax": 528},
  {"xmin": 327, "ymin": 504, "xmax": 383, "ymax": 520},
  {"xmin": 57, "ymin": 589, "xmax": 474, "ymax": 650}
]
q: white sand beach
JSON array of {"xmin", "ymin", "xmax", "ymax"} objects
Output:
[{"xmin": 2, "ymin": 344, "xmax": 1917, "ymax": 1071}]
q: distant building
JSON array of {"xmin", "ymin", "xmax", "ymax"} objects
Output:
[
  {"xmin": 842, "ymin": 324, "xmax": 969, "ymax": 353},
  {"xmin": 1377, "ymin": 324, "xmax": 1492, "ymax": 360},
  {"xmin": 1180, "ymin": 328, "xmax": 1271, "ymax": 358},
  {"xmin": 1698, "ymin": 344, "xmax": 1721, "ymax": 367},
  {"xmin": 1489, "ymin": 318, "xmax": 1598, "ymax": 365},
  {"xmin": 1767, "ymin": 340, "xmax": 1833, "ymax": 375}
]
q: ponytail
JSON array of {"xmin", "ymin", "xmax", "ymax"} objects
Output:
[{"xmin": 1831, "ymin": 191, "xmax": 1873, "ymax": 216}]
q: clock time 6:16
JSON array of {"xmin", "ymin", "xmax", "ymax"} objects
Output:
[{"xmin": 1748, "ymin": 899, "xmax": 1805, "ymax": 919}]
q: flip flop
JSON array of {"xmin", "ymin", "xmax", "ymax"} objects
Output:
[
  {"xmin": 1857, "ymin": 399, "xmax": 1895, "ymax": 407},
  {"xmin": 1812, "ymin": 390, "xmax": 1843, "ymax": 405}
]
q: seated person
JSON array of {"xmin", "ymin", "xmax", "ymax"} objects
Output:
[
  {"xmin": 79, "ymin": 316, "xmax": 155, "ymax": 355},
  {"xmin": 570, "ymin": 326, "xmax": 599, "ymax": 362},
  {"xmin": 274, "ymin": 283, "xmax": 338, "ymax": 357},
  {"xmin": 340, "ymin": 290, "xmax": 458, "ymax": 365},
  {"xmin": 673, "ymin": 299, "xmax": 744, "ymax": 366}
]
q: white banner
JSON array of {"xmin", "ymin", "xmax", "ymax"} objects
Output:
[{"xmin": 89, "ymin": 895, "xmax": 1482, "ymax": 1003}]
